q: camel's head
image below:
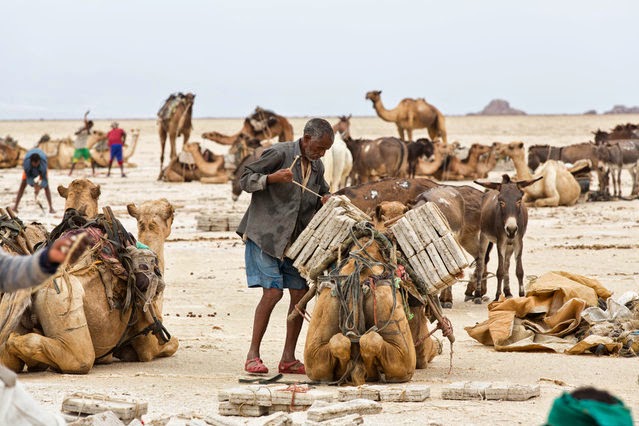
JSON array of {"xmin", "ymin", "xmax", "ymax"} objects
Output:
[
  {"xmin": 184, "ymin": 93, "xmax": 196, "ymax": 105},
  {"xmin": 127, "ymin": 199, "xmax": 175, "ymax": 246},
  {"xmin": 469, "ymin": 143, "xmax": 492, "ymax": 157},
  {"xmin": 374, "ymin": 201, "xmax": 408, "ymax": 230},
  {"xmin": 494, "ymin": 141, "xmax": 524, "ymax": 160},
  {"xmin": 365, "ymin": 91, "xmax": 381, "ymax": 102},
  {"xmin": 183, "ymin": 142, "xmax": 201, "ymax": 154},
  {"xmin": 57, "ymin": 179, "xmax": 101, "ymax": 219}
]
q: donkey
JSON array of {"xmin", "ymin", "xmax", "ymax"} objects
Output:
[
  {"xmin": 597, "ymin": 140, "xmax": 639, "ymax": 197},
  {"xmin": 407, "ymin": 138, "xmax": 435, "ymax": 178},
  {"xmin": 473, "ymin": 174, "xmax": 541, "ymax": 302}
]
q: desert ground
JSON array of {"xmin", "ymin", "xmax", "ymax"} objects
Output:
[{"xmin": 0, "ymin": 114, "xmax": 638, "ymax": 425}]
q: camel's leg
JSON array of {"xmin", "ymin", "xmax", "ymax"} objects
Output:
[
  {"xmin": 163, "ymin": 168, "xmax": 186, "ymax": 182},
  {"xmin": 182, "ymin": 129, "xmax": 191, "ymax": 151},
  {"xmin": 4, "ymin": 330, "xmax": 94, "ymax": 373},
  {"xmin": 409, "ymin": 305, "xmax": 438, "ymax": 369},
  {"xmin": 406, "ymin": 128, "xmax": 413, "ymax": 142},
  {"xmin": 158, "ymin": 126, "xmax": 168, "ymax": 180},
  {"xmin": 169, "ymin": 130, "xmax": 178, "ymax": 162},
  {"xmin": 360, "ymin": 331, "xmax": 414, "ymax": 383},
  {"xmin": 396, "ymin": 125, "xmax": 405, "ymax": 141}
]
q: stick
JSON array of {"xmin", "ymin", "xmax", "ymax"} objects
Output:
[
  {"xmin": 287, "ymin": 284, "xmax": 317, "ymax": 322},
  {"xmin": 291, "ymin": 180, "xmax": 322, "ymax": 198},
  {"xmin": 288, "ymin": 155, "xmax": 301, "ymax": 170}
]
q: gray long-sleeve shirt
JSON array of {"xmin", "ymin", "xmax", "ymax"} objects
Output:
[
  {"xmin": 237, "ymin": 140, "xmax": 330, "ymax": 259},
  {"xmin": 0, "ymin": 247, "xmax": 57, "ymax": 293}
]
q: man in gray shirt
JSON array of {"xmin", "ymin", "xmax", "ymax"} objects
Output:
[{"xmin": 237, "ymin": 118, "xmax": 333, "ymax": 375}]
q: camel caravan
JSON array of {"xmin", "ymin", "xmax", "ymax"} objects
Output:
[{"xmin": 0, "ymin": 179, "xmax": 178, "ymax": 374}]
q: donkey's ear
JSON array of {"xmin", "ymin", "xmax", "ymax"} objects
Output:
[
  {"xmin": 474, "ymin": 180, "xmax": 501, "ymax": 190},
  {"xmin": 516, "ymin": 176, "xmax": 543, "ymax": 188}
]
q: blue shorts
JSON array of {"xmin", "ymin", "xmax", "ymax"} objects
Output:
[
  {"xmin": 110, "ymin": 144, "xmax": 123, "ymax": 164},
  {"xmin": 244, "ymin": 239, "xmax": 307, "ymax": 290}
]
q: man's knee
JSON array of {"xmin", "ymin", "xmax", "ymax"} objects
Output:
[{"xmin": 262, "ymin": 288, "xmax": 284, "ymax": 304}]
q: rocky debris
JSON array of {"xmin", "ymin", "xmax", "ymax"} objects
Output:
[
  {"xmin": 441, "ymin": 382, "xmax": 540, "ymax": 401},
  {"xmin": 469, "ymin": 99, "xmax": 526, "ymax": 116},
  {"xmin": 305, "ymin": 399, "xmax": 382, "ymax": 423},
  {"xmin": 62, "ymin": 394, "xmax": 147, "ymax": 422},
  {"xmin": 67, "ymin": 411, "xmax": 125, "ymax": 426},
  {"xmin": 604, "ymin": 105, "xmax": 639, "ymax": 114}
]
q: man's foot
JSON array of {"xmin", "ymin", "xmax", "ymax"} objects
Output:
[
  {"xmin": 106, "ymin": 173, "xmax": 111, "ymax": 177},
  {"xmin": 245, "ymin": 357, "xmax": 268, "ymax": 374},
  {"xmin": 278, "ymin": 359, "xmax": 305, "ymax": 374},
  {"xmin": 121, "ymin": 174, "xmax": 127, "ymax": 178},
  {"xmin": 12, "ymin": 207, "xmax": 18, "ymax": 213},
  {"xmin": 49, "ymin": 208, "xmax": 56, "ymax": 214}
]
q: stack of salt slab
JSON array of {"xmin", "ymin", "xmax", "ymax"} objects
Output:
[
  {"xmin": 218, "ymin": 385, "xmax": 336, "ymax": 417},
  {"xmin": 285, "ymin": 195, "xmax": 371, "ymax": 280},
  {"xmin": 390, "ymin": 202, "xmax": 469, "ymax": 295}
]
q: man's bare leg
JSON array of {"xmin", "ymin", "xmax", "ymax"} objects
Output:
[{"xmin": 247, "ymin": 288, "xmax": 283, "ymax": 361}]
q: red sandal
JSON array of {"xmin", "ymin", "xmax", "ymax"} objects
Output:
[
  {"xmin": 245, "ymin": 357, "xmax": 268, "ymax": 374},
  {"xmin": 278, "ymin": 359, "xmax": 306, "ymax": 375}
]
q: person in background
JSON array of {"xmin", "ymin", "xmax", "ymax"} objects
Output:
[
  {"xmin": 545, "ymin": 386, "xmax": 633, "ymax": 426},
  {"xmin": 14, "ymin": 148, "xmax": 55, "ymax": 214},
  {"xmin": 69, "ymin": 110, "xmax": 97, "ymax": 177},
  {"xmin": 237, "ymin": 118, "xmax": 333, "ymax": 375},
  {"xmin": 106, "ymin": 121, "xmax": 126, "ymax": 178}
]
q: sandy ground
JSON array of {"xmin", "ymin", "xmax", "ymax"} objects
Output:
[{"xmin": 0, "ymin": 115, "xmax": 638, "ymax": 425}]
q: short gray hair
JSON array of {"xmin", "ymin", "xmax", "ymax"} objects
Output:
[{"xmin": 303, "ymin": 118, "xmax": 334, "ymax": 141}]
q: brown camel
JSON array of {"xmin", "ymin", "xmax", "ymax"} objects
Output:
[
  {"xmin": 38, "ymin": 137, "xmax": 75, "ymax": 169},
  {"xmin": 365, "ymin": 90, "xmax": 447, "ymax": 143},
  {"xmin": 160, "ymin": 143, "xmax": 228, "ymax": 183},
  {"xmin": 414, "ymin": 141, "xmax": 456, "ymax": 177},
  {"xmin": 201, "ymin": 107, "xmax": 293, "ymax": 147},
  {"xmin": 58, "ymin": 179, "xmax": 102, "ymax": 219},
  {"xmin": 0, "ymin": 188, "xmax": 177, "ymax": 373},
  {"xmin": 496, "ymin": 142, "xmax": 581, "ymax": 207},
  {"xmin": 158, "ymin": 93, "xmax": 195, "ymax": 179},
  {"xmin": 305, "ymin": 237, "xmax": 418, "ymax": 385},
  {"xmin": 434, "ymin": 143, "xmax": 493, "ymax": 181}
]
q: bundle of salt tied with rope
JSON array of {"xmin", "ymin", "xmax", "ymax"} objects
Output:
[{"xmin": 286, "ymin": 195, "xmax": 467, "ymax": 385}]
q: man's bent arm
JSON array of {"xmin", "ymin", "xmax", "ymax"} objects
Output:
[
  {"xmin": 240, "ymin": 148, "xmax": 285, "ymax": 193},
  {"xmin": 0, "ymin": 248, "xmax": 58, "ymax": 293}
]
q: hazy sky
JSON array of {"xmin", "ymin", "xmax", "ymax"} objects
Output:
[{"xmin": 1, "ymin": 1, "xmax": 637, "ymax": 119}]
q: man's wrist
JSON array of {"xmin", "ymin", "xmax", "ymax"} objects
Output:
[{"xmin": 39, "ymin": 247, "xmax": 60, "ymax": 274}]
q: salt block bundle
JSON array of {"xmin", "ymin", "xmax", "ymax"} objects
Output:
[
  {"xmin": 390, "ymin": 202, "xmax": 469, "ymax": 295},
  {"xmin": 441, "ymin": 382, "xmax": 540, "ymax": 401},
  {"xmin": 285, "ymin": 195, "xmax": 371, "ymax": 280},
  {"xmin": 61, "ymin": 393, "xmax": 147, "ymax": 422},
  {"xmin": 337, "ymin": 384, "xmax": 430, "ymax": 402},
  {"xmin": 218, "ymin": 385, "xmax": 336, "ymax": 417}
]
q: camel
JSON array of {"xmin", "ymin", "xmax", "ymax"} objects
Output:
[
  {"xmin": 158, "ymin": 92, "xmax": 195, "ymax": 179},
  {"xmin": 0, "ymin": 143, "xmax": 26, "ymax": 169},
  {"xmin": 58, "ymin": 179, "xmax": 102, "ymax": 219},
  {"xmin": 434, "ymin": 143, "xmax": 493, "ymax": 181},
  {"xmin": 495, "ymin": 142, "xmax": 581, "ymax": 207},
  {"xmin": 0, "ymin": 185, "xmax": 177, "ymax": 373},
  {"xmin": 160, "ymin": 142, "xmax": 228, "ymax": 183},
  {"xmin": 37, "ymin": 137, "xmax": 75, "ymax": 169},
  {"xmin": 91, "ymin": 129, "xmax": 140, "ymax": 168},
  {"xmin": 365, "ymin": 90, "xmax": 447, "ymax": 143},
  {"xmin": 305, "ymin": 237, "xmax": 417, "ymax": 385},
  {"xmin": 201, "ymin": 107, "xmax": 293, "ymax": 149},
  {"xmin": 414, "ymin": 141, "xmax": 456, "ymax": 177}
]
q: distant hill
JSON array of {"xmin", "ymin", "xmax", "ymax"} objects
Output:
[
  {"xmin": 583, "ymin": 109, "xmax": 597, "ymax": 115},
  {"xmin": 604, "ymin": 105, "xmax": 639, "ymax": 114},
  {"xmin": 468, "ymin": 99, "xmax": 526, "ymax": 116}
]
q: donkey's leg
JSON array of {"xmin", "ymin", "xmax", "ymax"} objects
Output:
[
  {"xmin": 502, "ymin": 244, "xmax": 515, "ymax": 298},
  {"xmin": 494, "ymin": 240, "xmax": 506, "ymax": 301},
  {"xmin": 515, "ymin": 239, "xmax": 526, "ymax": 297},
  {"xmin": 474, "ymin": 237, "xmax": 491, "ymax": 303}
]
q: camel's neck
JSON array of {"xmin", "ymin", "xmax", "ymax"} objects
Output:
[
  {"xmin": 124, "ymin": 133, "xmax": 139, "ymax": 159},
  {"xmin": 418, "ymin": 147, "xmax": 447, "ymax": 175},
  {"xmin": 143, "ymin": 238, "xmax": 166, "ymax": 275},
  {"xmin": 372, "ymin": 98, "xmax": 398, "ymax": 122},
  {"xmin": 203, "ymin": 131, "xmax": 241, "ymax": 146},
  {"xmin": 476, "ymin": 149, "xmax": 497, "ymax": 174},
  {"xmin": 510, "ymin": 153, "xmax": 533, "ymax": 180},
  {"xmin": 191, "ymin": 149, "xmax": 223, "ymax": 172}
]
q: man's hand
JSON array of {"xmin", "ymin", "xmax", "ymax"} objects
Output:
[
  {"xmin": 48, "ymin": 234, "xmax": 89, "ymax": 264},
  {"xmin": 267, "ymin": 169, "xmax": 293, "ymax": 184}
]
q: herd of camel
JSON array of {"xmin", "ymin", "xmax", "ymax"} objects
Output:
[{"xmin": 0, "ymin": 93, "xmax": 638, "ymax": 383}]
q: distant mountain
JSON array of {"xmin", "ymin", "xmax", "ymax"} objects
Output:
[
  {"xmin": 604, "ymin": 105, "xmax": 639, "ymax": 114},
  {"xmin": 468, "ymin": 99, "xmax": 526, "ymax": 116},
  {"xmin": 583, "ymin": 109, "xmax": 597, "ymax": 115}
]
